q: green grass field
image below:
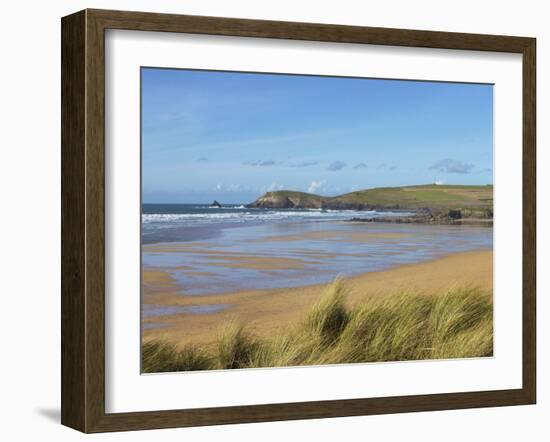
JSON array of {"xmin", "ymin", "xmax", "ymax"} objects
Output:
[
  {"xmin": 142, "ymin": 281, "xmax": 493, "ymax": 373},
  {"xmin": 333, "ymin": 184, "xmax": 493, "ymax": 209}
]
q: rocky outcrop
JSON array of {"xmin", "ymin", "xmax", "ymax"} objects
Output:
[
  {"xmin": 321, "ymin": 200, "xmax": 370, "ymax": 210},
  {"xmin": 247, "ymin": 192, "xmax": 323, "ymax": 209},
  {"xmin": 248, "ymin": 193, "xmax": 381, "ymax": 211},
  {"xmin": 210, "ymin": 200, "xmax": 222, "ymax": 208},
  {"xmin": 348, "ymin": 208, "xmax": 493, "ymax": 226}
]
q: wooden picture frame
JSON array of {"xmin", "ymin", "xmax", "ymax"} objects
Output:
[{"xmin": 61, "ymin": 8, "xmax": 536, "ymax": 433}]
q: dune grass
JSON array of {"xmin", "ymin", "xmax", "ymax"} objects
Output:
[{"xmin": 141, "ymin": 281, "xmax": 493, "ymax": 373}]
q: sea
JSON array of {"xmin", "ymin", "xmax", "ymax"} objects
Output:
[{"xmin": 141, "ymin": 203, "xmax": 411, "ymax": 244}]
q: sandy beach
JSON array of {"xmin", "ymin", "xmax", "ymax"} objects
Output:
[{"xmin": 142, "ymin": 249, "xmax": 493, "ymax": 348}]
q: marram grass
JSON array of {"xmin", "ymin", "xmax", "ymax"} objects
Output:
[{"xmin": 142, "ymin": 281, "xmax": 493, "ymax": 373}]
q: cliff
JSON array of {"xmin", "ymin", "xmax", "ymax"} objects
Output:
[{"xmin": 247, "ymin": 191, "xmax": 323, "ymax": 209}]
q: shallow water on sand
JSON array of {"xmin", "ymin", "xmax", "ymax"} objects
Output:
[{"xmin": 142, "ymin": 220, "xmax": 492, "ymax": 296}]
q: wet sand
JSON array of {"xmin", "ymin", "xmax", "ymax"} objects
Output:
[
  {"xmin": 142, "ymin": 249, "xmax": 493, "ymax": 348},
  {"xmin": 142, "ymin": 222, "xmax": 492, "ymax": 296}
]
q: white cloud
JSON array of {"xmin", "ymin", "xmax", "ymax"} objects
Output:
[
  {"xmin": 215, "ymin": 183, "xmax": 244, "ymax": 192},
  {"xmin": 429, "ymin": 159, "xmax": 474, "ymax": 174},
  {"xmin": 267, "ymin": 182, "xmax": 285, "ymax": 191},
  {"xmin": 308, "ymin": 180, "xmax": 326, "ymax": 194}
]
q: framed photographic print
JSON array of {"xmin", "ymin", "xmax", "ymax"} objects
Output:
[{"xmin": 61, "ymin": 9, "xmax": 536, "ymax": 433}]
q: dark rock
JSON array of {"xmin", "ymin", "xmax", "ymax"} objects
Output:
[
  {"xmin": 347, "ymin": 214, "xmax": 492, "ymax": 227},
  {"xmin": 448, "ymin": 209, "xmax": 462, "ymax": 219}
]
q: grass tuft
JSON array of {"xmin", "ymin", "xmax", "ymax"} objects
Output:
[
  {"xmin": 215, "ymin": 321, "xmax": 260, "ymax": 369},
  {"xmin": 304, "ymin": 279, "xmax": 350, "ymax": 345},
  {"xmin": 141, "ymin": 341, "xmax": 212, "ymax": 372}
]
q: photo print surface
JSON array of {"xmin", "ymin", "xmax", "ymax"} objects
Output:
[{"xmin": 140, "ymin": 68, "xmax": 494, "ymax": 373}]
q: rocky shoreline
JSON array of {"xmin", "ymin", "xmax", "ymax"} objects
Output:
[{"xmin": 347, "ymin": 213, "xmax": 493, "ymax": 226}]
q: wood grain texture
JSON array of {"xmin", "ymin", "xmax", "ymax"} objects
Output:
[
  {"xmin": 522, "ymin": 38, "xmax": 536, "ymax": 403},
  {"xmin": 61, "ymin": 8, "xmax": 537, "ymax": 433},
  {"xmin": 84, "ymin": 9, "xmax": 107, "ymax": 432},
  {"xmin": 61, "ymin": 10, "xmax": 86, "ymax": 431},
  {"xmin": 89, "ymin": 8, "xmax": 532, "ymax": 52}
]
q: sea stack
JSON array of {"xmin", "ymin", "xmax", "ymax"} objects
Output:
[{"xmin": 210, "ymin": 200, "xmax": 222, "ymax": 208}]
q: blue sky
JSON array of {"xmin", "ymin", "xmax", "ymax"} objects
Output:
[{"xmin": 142, "ymin": 68, "xmax": 493, "ymax": 204}]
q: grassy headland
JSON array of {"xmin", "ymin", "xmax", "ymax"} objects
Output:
[
  {"xmin": 142, "ymin": 281, "xmax": 493, "ymax": 373},
  {"xmin": 247, "ymin": 184, "xmax": 493, "ymax": 223}
]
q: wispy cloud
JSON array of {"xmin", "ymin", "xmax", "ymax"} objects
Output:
[
  {"xmin": 352, "ymin": 162, "xmax": 367, "ymax": 170},
  {"xmin": 245, "ymin": 159, "xmax": 318, "ymax": 168},
  {"xmin": 289, "ymin": 161, "xmax": 318, "ymax": 168},
  {"xmin": 245, "ymin": 159, "xmax": 279, "ymax": 167},
  {"xmin": 327, "ymin": 161, "xmax": 347, "ymax": 171},
  {"xmin": 152, "ymin": 127, "xmax": 352, "ymax": 158},
  {"xmin": 429, "ymin": 159, "xmax": 474, "ymax": 174},
  {"xmin": 308, "ymin": 180, "xmax": 326, "ymax": 194}
]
